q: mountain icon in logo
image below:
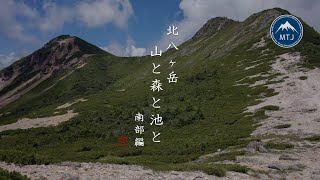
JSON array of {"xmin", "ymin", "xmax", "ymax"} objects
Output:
[{"xmin": 275, "ymin": 21, "xmax": 298, "ymax": 33}]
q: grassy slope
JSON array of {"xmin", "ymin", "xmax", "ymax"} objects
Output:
[{"xmin": 0, "ymin": 10, "xmax": 319, "ymax": 176}]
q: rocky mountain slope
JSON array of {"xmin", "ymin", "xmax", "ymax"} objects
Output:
[
  {"xmin": 0, "ymin": 8, "xmax": 320, "ymax": 179},
  {"xmin": 0, "ymin": 35, "xmax": 109, "ymax": 109}
]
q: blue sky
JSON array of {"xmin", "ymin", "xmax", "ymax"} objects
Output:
[{"xmin": 0, "ymin": 0, "xmax": 320, "ymax": 69}]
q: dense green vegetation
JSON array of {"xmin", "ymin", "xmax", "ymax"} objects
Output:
[
  {"xmin": 0, "ymin": 8, "xmax": 319, "ymax": 176},
  {"xmin": 0, "ymin": 168, "xmax": 28, "ymax": 180}
]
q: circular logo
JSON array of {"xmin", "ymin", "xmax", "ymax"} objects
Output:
[{"xmin": 270, "ymin": 15, "xmax": 303, "ymax": 48}]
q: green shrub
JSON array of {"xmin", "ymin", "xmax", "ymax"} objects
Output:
[
  {"xmin": 261, "ymin": 105, "xmax": 280, "ymax": 111},
  {"xmin": 304, "ymin": 135, "xmax": 320, "ymax": 142},
  {"xmin": 274, "ymin": 124, "xmax": 291, "ymax": 129},
  {"xmin": 299, "ymin": 76, "xmax": 308, "ymax": 80}
]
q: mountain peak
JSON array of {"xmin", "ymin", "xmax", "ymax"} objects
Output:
[
  {"xmin": 192, "ymin": 17, "xmax": 237, "ymax": 39},
  {"xmin": 247, "ymin": 8, "xmax": 290, "ymax": 20},
  {"xmin": 25, "ymin": 35, "xmax": 103, "ymax": 70},
  {"xmin": 0, "ymin": 35, "xmax": 109, "ymax": 108},
  {"xmin": 48, "ymin": 35, "xmax": 73, "ymax": 43},
  {"xmin": 191, "ymin": 8, "xmax": 291, "ymax": 41},
  {"xmin": 44, "ymin": 35, "xmax": 108, "ymax": 55},
  {"xmin": 243, "ymin": 8, "xmax": 291, "ymax": 32},
  {"xmin": 0, "ymin": 35, "xmax": 109, "ymax": 81}
]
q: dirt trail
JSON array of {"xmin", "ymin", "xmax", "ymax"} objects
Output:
[
  {"xmin": 56, "ymin": 98, "xmax": 88, "ymax": 109},
  {"xmin": 0, "ymin": 110, "xmax": 77, "ymax": 132}
]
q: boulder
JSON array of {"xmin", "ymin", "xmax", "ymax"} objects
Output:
[
  {"xmin": 279, "ymin": 154, "xmax": 299, "ymax": 160},
  {"xmin": 246, "ymin": 141, "xmax": 268, "ymax": 153}
]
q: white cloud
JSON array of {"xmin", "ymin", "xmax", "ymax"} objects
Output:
[
  {"xmin": 0, "ymin": 0, "xmax": 134, "ymax": 41},
  {"xmin": 100, "ymin": 42, "xmax": 123, "ymax": 56},
  {"xmin": 155, "ymin": 0, "xmax": 320, "ymax": 51},
  {"xmin": 0, "ymin": 0, "xmax": 37, "ymax": 43},
  {"xmin": 129, "ymin": 45, "xmax": 147, "ymax": 57},
  {"xmin": 39, "ymin": 2, "xmax": 74, "ymax": 32},
  {"xmin": 76, "ymin": 0, "xmax": 133, "ymax": 28},
  {"xmin": 39, "ymin": 0, "xmax": 133, "ymax": 32},
  {"xmin": 101, "ymin": 39, "xmax": 146, "ymax": 57},
  {"xmin": 0, "ymin": 52, "xmax": 19, "ymax": 70}
]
